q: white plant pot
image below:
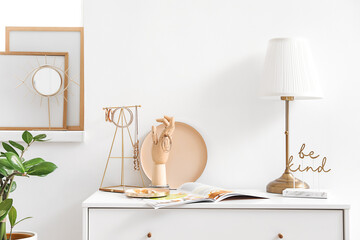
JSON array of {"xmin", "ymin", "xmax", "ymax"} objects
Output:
[{"xmin": 7, "ymin": 231, "xmax": 37, "ymax": 240}]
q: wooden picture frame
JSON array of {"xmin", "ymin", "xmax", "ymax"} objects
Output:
[
  {"xmin": 5, "ymin": 27, "xmax": 84, "ymax": 131},
  {"xmin": 0, "ymin": 52, "xmax": 68, "ymax": 130}
]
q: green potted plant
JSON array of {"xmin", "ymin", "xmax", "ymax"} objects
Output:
[{"xmin": 0, "ymin": 131, "xmax": 57, "ymax": 240}]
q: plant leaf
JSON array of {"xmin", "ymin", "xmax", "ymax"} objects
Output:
[
  {"xmin": 2, "ymin": 143, "xmax": 18, "ymax": 156},
  {"xmin": 0, "ymin": 210, "xmax": 6, "ymax": 219},
  {"xmin": 23, "ymin": 158, "xmax": 45, "ymax": 171},
  {"xmin": 0, "ymin": 199, "xmax": 13, "ymax": 222},
  {"xmin": 22, "ymin": 131, "xmax": 33, "ymax": 145},
  {"xmin": 8, "ymin": 206, "xmax": 17, "ymax": 227},
  {"xmin": 27, "ymin": 162, "xmax": 57, "ymax": 177},
  {"xmin": 15, "ymin": 216, "xmax": 32, "ymax": 226},
  {"xmin": 9, "ymin": 141, "xmax": 24, "ymax": 151},
  {"xmin": 0, "ymin": 167, "xmax": 8, "ymax": 177},
  {"xmin": 6, "ymin": 181, "xmax": 17, "ymax": 193},
  {"xmin": 4, "ymin": 152, "xmax": 25, "ymax": 173},
  {"xmin": 34, "ymin": 134, "xmax": 47, "ymax": 141},
  {"xmin": 0, "ymin": 158, "xmax": 13, "ymax": 169}
]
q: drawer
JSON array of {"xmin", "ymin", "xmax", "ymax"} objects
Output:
[{"xmin": 88, "ymin": 208, "xmax": 343, "ymax": 240}]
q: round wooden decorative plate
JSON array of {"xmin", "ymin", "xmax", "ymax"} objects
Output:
[{"xmin": 140, "ymin": 122, "xmax": 207, "ymax": 189}]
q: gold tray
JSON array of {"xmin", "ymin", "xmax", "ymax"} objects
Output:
[{"xmin": 125, "ymin": 188, "xmax": 170, "ymax": 198}]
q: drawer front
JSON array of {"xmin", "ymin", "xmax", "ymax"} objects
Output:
[{"xmin": 88, "ymin": 208, "xmax": 343, "ymax": 240}]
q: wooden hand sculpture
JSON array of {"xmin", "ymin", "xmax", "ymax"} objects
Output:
[{"xmin": 151, "ymin": 116, "xmax": 175, "ymax": 187}]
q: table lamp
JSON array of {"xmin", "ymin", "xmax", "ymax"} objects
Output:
[{"xmin": 261, "ymin": 38, "xmax": 322, "ymax": 194}]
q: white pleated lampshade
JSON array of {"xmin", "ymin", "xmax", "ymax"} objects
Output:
[{"xmin": 261, "ymin": 38, "xmax": 322, "ymax": 100}]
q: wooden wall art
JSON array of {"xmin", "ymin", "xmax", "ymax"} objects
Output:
[
  {"xmin": 6, "ymin": 27, "xmax": 84, "ymax": 130},
  {"xmin": 0, "ymin": 52, "xmax": 68, "ymax": 130}
]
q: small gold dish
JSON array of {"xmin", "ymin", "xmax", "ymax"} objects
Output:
[{"xmin": 125, "ymin": 188, "xmax": 170, "ymax": 198}]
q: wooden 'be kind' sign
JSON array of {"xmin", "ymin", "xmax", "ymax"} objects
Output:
[{"xmin": 289, "ymin": 144, "xmax": 331, "ymax": 173}]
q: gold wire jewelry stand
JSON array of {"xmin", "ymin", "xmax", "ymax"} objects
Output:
[{"xmin": 99, "ymin": 105, "xmax": 145, "ymax": 193}]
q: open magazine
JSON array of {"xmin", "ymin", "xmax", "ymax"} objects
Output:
[{"xmin": 144, "ymin": 182, "xmax": 267, "ymax": 209}]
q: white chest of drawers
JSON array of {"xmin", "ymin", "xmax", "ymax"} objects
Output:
[{"xmin": 83, "ymin": 191, "xmax": 349, "ymax": 240}]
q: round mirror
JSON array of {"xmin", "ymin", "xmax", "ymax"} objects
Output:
[{"xmin": 32, "ymin": 66, "xmax": 63, "ymax": 96}]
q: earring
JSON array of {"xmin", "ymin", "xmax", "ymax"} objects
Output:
[
  {"xmin": 107, "ymin": 108, "xmax": 112, "ymax": 122},
  {"xmin": 105, "ymin": 108, "xmax": 109, "ymax": 121}
]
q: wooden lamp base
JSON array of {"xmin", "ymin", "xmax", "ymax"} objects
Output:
[{"xmin": 266, "ymin": 172, "xmax": 309, "ymax": 194}]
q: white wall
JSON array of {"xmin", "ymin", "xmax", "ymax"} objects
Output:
[
  {"xmin": 0, "ymin": 0, "xmax": 83, "ymax": 48},
  {"xmin": 1, "ymin": 0, "xmax": 360, "ymax": 239}
]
